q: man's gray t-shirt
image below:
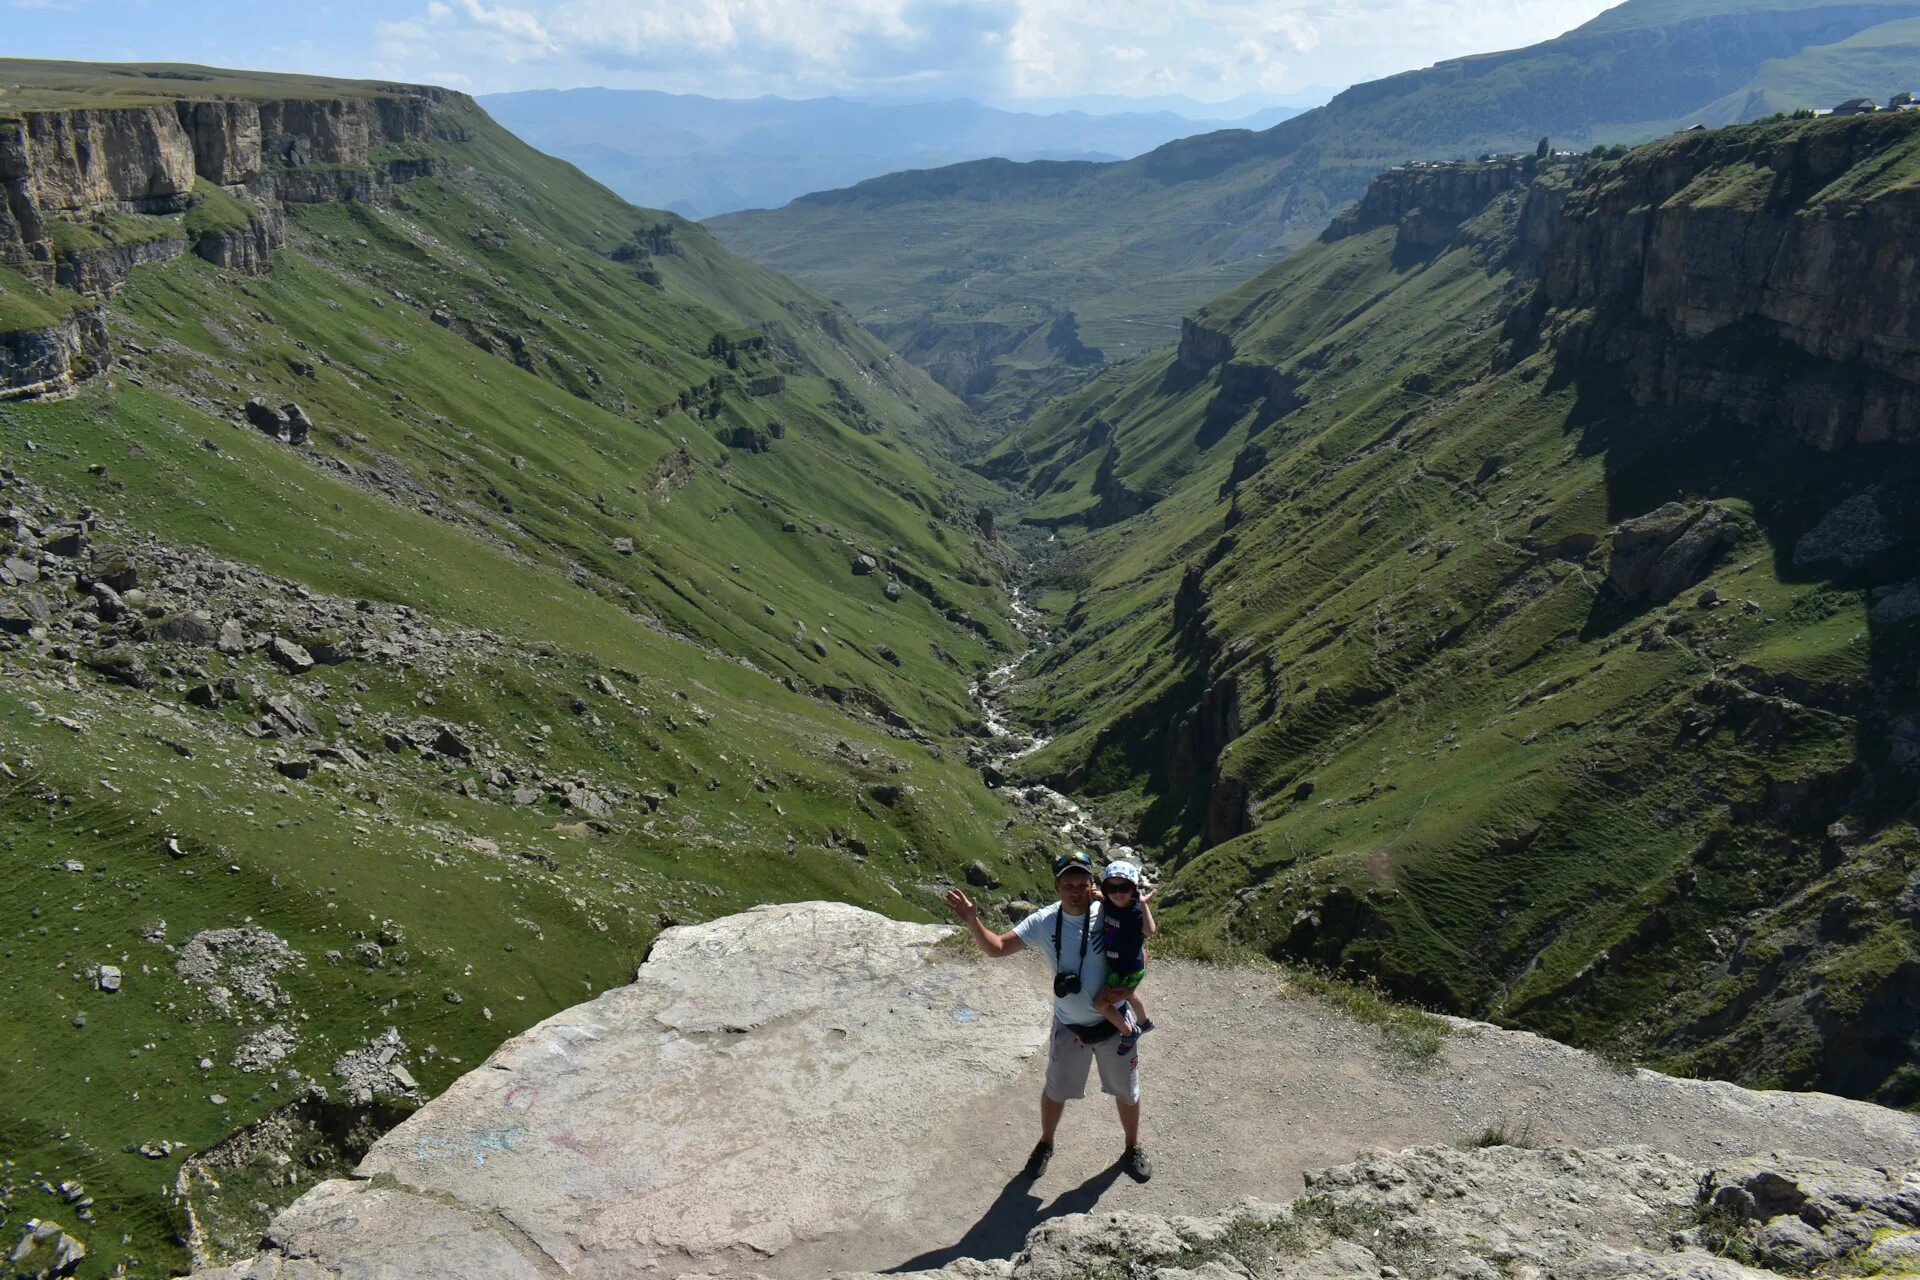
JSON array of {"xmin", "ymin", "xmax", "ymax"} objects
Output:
[{"xmin": 1013, "ymin": 902, "xmax": 1109, "ymax": 1027}]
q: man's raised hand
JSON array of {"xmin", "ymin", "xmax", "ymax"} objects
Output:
[{"xmin": 945, "ymin": 887, "xmax": 979, "ymax": 922}]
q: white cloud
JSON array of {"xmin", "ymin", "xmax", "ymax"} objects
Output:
[{"xmin": 373, "ymin": 0, "xmax": 1620, "ymax": 101}]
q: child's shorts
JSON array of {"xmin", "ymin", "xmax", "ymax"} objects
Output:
[{"xmin": 1107, "ymin": 967, "xmax": 1145, "ymax": 990}]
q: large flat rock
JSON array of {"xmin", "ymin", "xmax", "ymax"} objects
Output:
[{"xmin": 198, "ymin": 902, "xmax": 1920, "ymax": 1279}]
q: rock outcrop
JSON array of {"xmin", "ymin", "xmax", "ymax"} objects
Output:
[
  {"xmin": 1, "ymin": 82, "xmax": 459, "ymax": 399},
  {"xmin": 1176, "ymin": 316, "xmax": 1235, "ymax": 372},
  {"xmin": 193, "ymin": 903, "xmax": 1050, "ymax": 1278},
  {"xmin": 1325, "ymin": 154, "xmax": 1539, "ymax": 250},
  {"xmin": 188, "ymin": 902, "xmax": 1920, "ymax": 1280},
  {"xmin": 874, "ymin": 1145, "xmax": 1920, "ymax": 1280},
  {"xmin": 0, "ymin": 89, "xmax": 444, "ymax": 270},
  {"xmin": 0, "ymin": 306, "xmax": 108, "ymax": 401},
  {"xmin": 1541, "ymin": 111, "xmax": 1920, "ymax": 449}
]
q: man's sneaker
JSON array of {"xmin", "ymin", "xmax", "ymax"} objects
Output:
[
  {"xmin": 1022, "ymin": 1139, "xmax": 1054, "ymax": 1180},
  {"xmin": 1122, "ymin": 1145, "xmax": 1153, "ymax": 1182}
]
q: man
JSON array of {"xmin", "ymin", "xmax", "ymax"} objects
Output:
[{"xmin": 944, "ymin": 849, "xmax": 1152, "ymax": 1183}]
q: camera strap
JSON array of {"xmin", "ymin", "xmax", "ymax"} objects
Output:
[{"xmin": 1053, "ymin": 900, "xmax": 1092, "ymax": 984}]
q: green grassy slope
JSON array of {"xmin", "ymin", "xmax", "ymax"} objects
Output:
[
  {"xmin": 992, "ymin": 118, "xmax": 1919, "ymax": 1110},
  {"xmin": 1698, "ymin": 16, "xmax": 1920, "ymax": 120},
  {"xmin": 710, "ymin": 0, "xmax": 1920, "ymax": 424},
  {"xmin": 0, "ymin": 60, "xmax": 413, "ymax": 114},
  {"xmin": 0, "ymin": 85, "xmax": 1041, "ymax": 1277}
]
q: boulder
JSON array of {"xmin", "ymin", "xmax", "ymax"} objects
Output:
[
  {"xmin": 884, "ymin": 581, "xmax": 903, "ymax": 602},
  {"xmin": 0, "ymin": 593, "xmax": 52, "ymax": 635},
  {"xmin": 268, "ymin": 637, "xmax": 315, "ymax": 673},
  {"xmin": 964, "ymin": 860, "xmax": 999, "ymax": 888},
  {"xmin": 432, "ymin": 726, "xmax": 473, "ymax": 759},
  {"xmin": 84, "ymin": 647, "xmax": 152, "ymax": 689},
  {"xmin": 852, "ymin": 554, "xmax": 878, "ymax": 575},
  {"xmin": 281, "ymin": 402, "xmax": 314, "ymax": 445},
  {"xmin": 216, "ymin": 618, "xmax": 249, "ymax": 654},
  {"xmin": 263, "ymin": 694, "xmax": 320, "ymax": 738},
  {"xmin": 245, "ymin": 398, "xmax": 291, "ymax": 441},
  {"xmin": 6, "ymin": 1219, "xmax": 86, "ymax": 1277},
  {"xmin": 150, "ymin": 610, "xmax": 219, "ymax": 645},
  {"xmin": 1608, "ymin": 502, "xmax": 1739, "ymax": 602},
  {"xmin": 186, "ymin": 903, "xmax": 1920, "ymax": 1280}
]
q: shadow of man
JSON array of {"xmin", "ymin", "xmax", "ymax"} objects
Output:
[{"xmin": 886, "ymin": 1162, "xmax": 1126, "ymax": 1273}]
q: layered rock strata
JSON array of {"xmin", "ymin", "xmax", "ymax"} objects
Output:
[
  {"xmin": 1541, "ymin": 111, "xmax": 1920, "ymax": 449},
  {"xmin": 1, "ymin": 84, "xmax": 455, "ymax": 398},
  {"xmin": 0, "ymin": 306, "xmax": 108, "ymax": 401}
]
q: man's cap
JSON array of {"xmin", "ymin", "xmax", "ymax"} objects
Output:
[
  {"xmin": 1052, "ymin": 849, "xmax": 1095, "ymax": 881},
  {"xmin": 1102, "ymin": 859, "xmax": 1141, "ymax": 886}
]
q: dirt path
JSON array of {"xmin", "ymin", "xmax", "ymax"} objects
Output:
[{"xmin": 765, "ymin": 955, "xmax": 1920, "ymax": 1277}]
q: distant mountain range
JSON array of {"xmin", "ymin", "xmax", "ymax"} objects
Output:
[
  {"xmin": 477, "ymin": 89, "xmax": 1308, "ymax": 220},
  {"xmin": 709, "ymin": 0, "xmax": 1920, "ymax": 422}
]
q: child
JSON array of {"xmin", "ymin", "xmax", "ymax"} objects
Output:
[{"xmin": 1095, "ymin": 858, "xmax": 1157, "ymax": 1053}]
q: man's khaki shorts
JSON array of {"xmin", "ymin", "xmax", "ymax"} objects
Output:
[{"xmin": 1043, "ymin": 1019, "xmax": 1140, "ymax": 1104}]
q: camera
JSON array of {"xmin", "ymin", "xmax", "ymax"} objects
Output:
[{"xmin": 1053, "ymin": 973, "xmax": 1082, "ymax": 998}]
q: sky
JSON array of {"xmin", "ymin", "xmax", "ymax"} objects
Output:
[{"xmin": 4, "ymin": 0, "xmax": 1626, "ymax": 107}]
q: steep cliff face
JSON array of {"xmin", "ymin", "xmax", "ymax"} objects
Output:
[
  {"xmin": 0, "ymin": 305, "xmax": 108, "ymax": 400},
  {"xmin": 1326, "ymin": 154, "xmax": 1540, "ymax": 248},
  {"xmin": 0, "ymin": 83, "xmax": 454, "ymax": 397},
  {"xmin": 1540, "ymin": 111, "xmax": 1920, "ymax": 449},
  {"xmin": 0, "ymin": 85, "xmax": 444, "ymax": 275}
]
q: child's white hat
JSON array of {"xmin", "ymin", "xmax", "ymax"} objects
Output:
[{"xmin": 1102, "ymin": 859, "xmax": 1141, "ymax": 885}]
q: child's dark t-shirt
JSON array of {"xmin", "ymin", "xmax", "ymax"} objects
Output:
[{"xmin": 1100, "ymin": 897, "xmax": 1147, "ymax": 977}]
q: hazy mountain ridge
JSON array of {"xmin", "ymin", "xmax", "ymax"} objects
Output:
[
  {"xmin": 710, "ymin": 0, "xmax": 1920, "ymax": 423},
  {"xmin": 478, "ymin": 88, "xmax": 1303, "ymax": 220}
]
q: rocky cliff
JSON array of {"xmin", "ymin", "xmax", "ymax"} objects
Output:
[
  {"xmin": 873, "ymin": 1146, "xmax": 1920, "ymax": 1280},
  {"xmin": 184, "ymin": 903, "xmax": 1920, "ymax": 1280},
  {"xmin": 0, "ymin": 305, "xmax": 107, "ymax": 400},
  {"xmin": 1324, "ymin": 154, "xmax": 1540, "ymax": 250},
  {"xmin": 1539, "ymin": 110, "xmax": 1920, "ymax": 449},
  {"xmin": 0, "ymin": 82, "xmax": 457, "ymax": 397}
]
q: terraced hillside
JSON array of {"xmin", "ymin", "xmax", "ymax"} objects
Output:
[
  {"xmin": 988, "ymin": 112, "xmax": 1920, "ymax": 1110},
  {"xmin": 0, "ymin": 62, "xmax": 1047, "ymax": 1277},
  {"xmin": 710, "ymin": 0, "xmax": 1920, "ymax": 423}
]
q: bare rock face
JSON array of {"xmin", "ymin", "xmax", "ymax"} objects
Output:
[
  {"xmin": 1608, "ymin": 501, "xmax": 1743, "ymax": 602},
  {"xmin": 177, "ymin": 100, "xmax": 266, "ymax": 185},
  {"xmin": 0, "ymin": 308, "xmax": 110, "ymax": 402},
  {"xmin": 1176, "ymin": 317, "xmax": 1235, "ymax": 372},
  {"xmin": 186, "ymin": 902, "xmax": 1920, "ymax": 1280},
  {"xmin": 199, "ymin": 903, "xmax": 1047, "ymax": 1278},
  {"xmin": 0, "ymin": 105, "xmax": 198, "ymax": 216},
  {"xmin": 1324, "ymin": 154, "xmax": 1537, "ymax": 251},
  {"xmin": 867, "ymin": 1146, "xmax": 1920, "ymax": 1280},
  {"xmin": 1542, "ymin": 113, "xmax": 1920, "ymax": 449}
]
